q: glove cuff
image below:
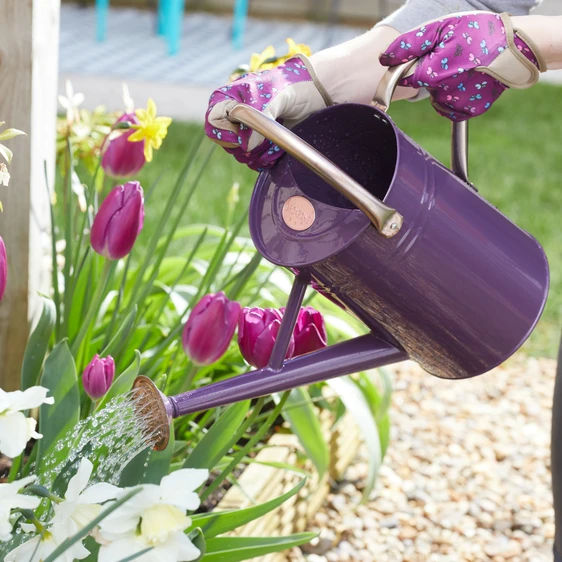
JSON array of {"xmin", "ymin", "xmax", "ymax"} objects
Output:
[
  {"xmin": 293, "ymin": 54, "xmax": 334, "ymax": 107},
  {"xmin": 478, "ymin": 13, "xmax": 546, "ymax": 89}
]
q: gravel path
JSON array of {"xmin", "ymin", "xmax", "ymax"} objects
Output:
[{"xmin": 289, "ymin": 355, "xmax": 556, "ymax": 561}]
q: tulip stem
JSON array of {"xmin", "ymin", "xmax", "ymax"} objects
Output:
[
  {"xmin": 71, "ymin": 260, "xmax": 114, "ymax": 357},
  {"xmin": 179, "ymin": 364, "xmax": 199, "ymax": 394}
]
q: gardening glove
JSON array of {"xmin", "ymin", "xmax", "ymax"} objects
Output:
[
  {"xmin": 205, "ymin": 55, "xmax": 332, "ymax": 171},
  {"xmin": 379, "ymin": 12, "xmax": 546, "ymax": 121}
]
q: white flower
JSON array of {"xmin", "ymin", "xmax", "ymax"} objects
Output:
[
  {"xmin": 97, "ymin": 468, "xmax": 208, "ymax": 562},
  {"xmin": 5, "ymin": 458, "xmax": 120, "ymax": 562},
  {"xmin": 0, "ymin": 386, "xmax": 55, "ymax": 458},
  {"xmin": 0, "ymin": 163, "xmax": 10, "ymax": 187},
  {"xmin": 58, "ymin": 80, "xmax": 84, "ymax": 125},
  {"xmin": 0, "ymin": 476, "xmax": 41, "ymax": 541},
  {"xmin": 53, "ymin": 457, "xmax": 121, "ymax": 535}
]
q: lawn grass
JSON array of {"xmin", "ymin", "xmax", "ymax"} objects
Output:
[{"xmin": 135, "ymin": 83, "xmax": 562, "ymax": 357}]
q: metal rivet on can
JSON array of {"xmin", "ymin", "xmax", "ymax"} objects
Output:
[
  {"xmin": 282, "ymin": 196, "xmax": 316, "ymax": 231},
  {"xmin": 390, "ymin": 223, "xmax": 398, "ymax": 230}
]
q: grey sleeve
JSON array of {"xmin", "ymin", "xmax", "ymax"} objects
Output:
[{"xmin": 378, "ymin": 0, "xmax": 542, "ymax": 33}]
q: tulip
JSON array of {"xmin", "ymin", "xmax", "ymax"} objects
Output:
[
  {"xmin": 83, "ymin": 354, "xmax": 115, "ymax": 400},
  {"xmin": 101, "ymin": 113, "xmax": 146, "ymax": 178},
  {"xmin": 238, "ymin": 308, "xmax": 295, "ymax": 369},
  {"xmin": 91, "ymin": 181, "xmax": 144, "ymax": 260},
  {"xmin": 182, "ymin": 292, "xmax": 241, "ymax": 365},
  {"xmin": 0, "ymin": 236, "xmax": 6, "ymax": 301},
  {"xmin": 293, "ymin": 306, "xmax": 327, "ymax": 357}
]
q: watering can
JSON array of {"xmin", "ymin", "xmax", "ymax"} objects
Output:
[{"xmin": 134, "ymin": 61, "xmax": 549, "ymax": 450}]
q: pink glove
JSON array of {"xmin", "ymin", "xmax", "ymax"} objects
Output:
[
  {"xmin": 205, "ymin": 56, "xmax": 331, "ymax": 171},
  {"xmin": 379, "ymin": 13, "xmax": 545, "ymax": 121}
]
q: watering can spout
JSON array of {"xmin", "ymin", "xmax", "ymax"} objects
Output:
[{"xmin": 132, "ymin": 334, "xmax": 407, "ymax": 451}]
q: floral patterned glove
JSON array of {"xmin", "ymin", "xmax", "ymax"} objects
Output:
[
  {"xmin": 379, "ymin": 12, "xmax": 546, "ymax": 121},
  {"xmin": 205, "ymin": 55, "xmax": 331, "ymax": 171}
]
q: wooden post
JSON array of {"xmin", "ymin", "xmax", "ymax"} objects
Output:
[{"xmin": 0, "ymin": 0, "xmax": 60, "ymax": 390}]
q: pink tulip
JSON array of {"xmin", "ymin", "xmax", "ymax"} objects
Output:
[
  {"xmin": 293, "ymin": 306, "xmax": 327, "ymax": 357},
  {"xmin": 102, "ymin": 113, "xmax": 146, "ymax": 178},
  {"xmin": 83, "ymin": 354, "xmax": 115, "ymax": 400},
  {"xmin": 90, "ymin": 181, "xmax": 144, "ymax": 260},
  {"xmin": 182, "ymin": 292, "xmax": 241, "ymax": 365},
  {"xmin": 0, "ymin": 236, "xmax": 6, "ymax": 301},
  {"xmin": 238, "ymin": 308, "xmax": 295, "ymax": 369}
]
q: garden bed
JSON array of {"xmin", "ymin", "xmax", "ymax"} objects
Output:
[{"xmin": 216, "ymin": 407, "xmax": 362, "ymax": 561}]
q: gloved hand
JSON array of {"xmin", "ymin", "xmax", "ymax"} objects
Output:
[
  {"xmin": 205, "ymin": 55, "xmax": 332, "ymax": 171},
  {"xmin": 379, "ymin": 12, "xmax": 546, "ymax": 120}
]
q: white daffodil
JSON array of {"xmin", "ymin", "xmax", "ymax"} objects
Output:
[
  {"xmin": 0, "ymin": 476, "xmax": 41, "ymax": 541},
  {"xmin": 53, "ymin": 457, "xmax": 121, "ymax": 536},
  {"xmin": 6, "ymin": 458, "xmax": 121, "ymax": 562},
  {"xmin": 0, "ymin": 386, "xmax": 54, "ymax": 458},
  {"xmin": 97, "ymin": 468, "xmax": 208, "ymax": 562}
]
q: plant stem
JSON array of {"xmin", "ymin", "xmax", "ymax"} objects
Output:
[
  {"xmin": 71, "ymin": 260, "xmax": 114, "ymax": 356},
  {"xmin": 200, "ymin": 392, "xmax": 289, "ymax": 502}
]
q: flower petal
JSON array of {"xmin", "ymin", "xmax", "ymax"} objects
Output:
[
  {"xmin": 0, "ymin": 411, "xmax": 32, "ymax": 458},
  {"xmin": 7, "ymin": 386, "xmax": 54, "ymax": 411},
  {"xmin": 79, "ymin": 482, "xmax": 121, "ymax": 505},
  {"xmin": 159, "ymin": 468, "xmax": 208, "ymax": 510},
  {"xmin": 65, "ymin": 458, "xmax": 93, "ymax": 501}
]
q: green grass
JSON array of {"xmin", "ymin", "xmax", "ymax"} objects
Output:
[{"xmin": 135, "ymin": 83, "xmax": 562, "ymax": 357}]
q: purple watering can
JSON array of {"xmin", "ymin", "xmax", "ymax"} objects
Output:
[{"xmin": 134, "ymin": 62, "xmax": 549, "ymax": 450}]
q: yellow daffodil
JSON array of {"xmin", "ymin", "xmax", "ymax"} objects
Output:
[
  {"xmin": 128, "ymin": 98, "xmax": 172, "ymax": 163},
  {"xmin": 230, "ymin": 38, "xmax": 312, "ymax": 82}
]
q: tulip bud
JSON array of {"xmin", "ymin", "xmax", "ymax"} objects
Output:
[
  {"xmin": 238, "ymin": 308, "xmax": 295, "ymax": 369},
  {"xmin": 182, "ymin": 292, "xmax": 241, "ymax": 365},
  {"xmin": 83, "ymin": 354, "xmax": 115, "ymax": 400},
  {"xmin": 101, "ymin": 113, "xmax": 146, "ymax": 179},
  {"xmin": 0, "ymin": 236, "xmax": 6, "ymax": 301},
  {"xmin": 293, "ymin": 306, "xmax": 327, "ymax": 357},
  {"xmin": 91, "ymin": 181, "xmax": 144, "ymax": 260}
]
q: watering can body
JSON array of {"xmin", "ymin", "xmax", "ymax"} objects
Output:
[
  {"xmin": 134, "ymin": 67, "xmax": 550, "ymax": 450},
  {"xmin": 249, "ymin": 102, "xmax": 549, "ymax": 380}
]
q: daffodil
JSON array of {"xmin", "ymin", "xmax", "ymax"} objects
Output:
[
  {"xmin": 128, "ymin": 99, "xmax": 172, "ymax": 163},
  {"xmin": 0, "ymin": 386, "xmax": 54, "ymax": 458},
  {"xmin": 0, "ymin": 476, "xmax": 41, "ymax": 541},
  {"xmin": 97, "ymin": 468, "xmax": 208, "ymax": 562}
]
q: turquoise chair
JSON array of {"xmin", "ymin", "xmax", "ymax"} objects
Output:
[{"xmin": 96, "ymin": 0, "xmax": 247, "ymax": 54}]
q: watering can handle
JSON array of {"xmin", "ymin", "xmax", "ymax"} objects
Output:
[
  {"xmin": 228, "ymin": 104, "xmax": 403, "ymax": 238},
  {"xmin": 373, "ymin": 60, "xmax": 471, "ymax": 184}
]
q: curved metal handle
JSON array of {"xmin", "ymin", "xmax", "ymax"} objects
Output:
[
  {"xmin": 228, "ymin": 104, "xmax": 403, "ymax": 238},
  {"xmin": 373, "ymin": 60, "xmax": 471, "ymax": 184}
]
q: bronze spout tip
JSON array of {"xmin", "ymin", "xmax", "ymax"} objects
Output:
[{"xmin": 132, "ymin": 375, "xmax": 171, "ymax": 451}]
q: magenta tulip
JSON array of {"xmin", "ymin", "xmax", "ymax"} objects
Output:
[
  {"xmin": 238, "ymin": 307, "xmax": 295, "ymax": 369},
  {"xmin": 83, "ymin": 354, "xmax": 115, "ymax": 400},
  {"xmin": 0, "ymin": 236, "xmax": 6, "ymax": 301},
  {"xmin": 90, "ymin": 181, "xmax": 144, "ymax": 260},
  {"xmin": 293, "ymin": 306, "xmax": 327, "ymax": 357},
  {"xmin": 182, "ymin": 292, "xmax": 241, "ymax": 365},
  {"xmin": 102, "ymin": 113, "xmax": 146, "ymax": 178}
]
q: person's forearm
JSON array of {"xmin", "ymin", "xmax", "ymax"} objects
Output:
[
  {"xmin": 512, "ymin": 15, "xmax": 562, "ymax": 70},
  {"xmin": 309, "ymin": 25, "xmax": 417, "ymax": 105}
]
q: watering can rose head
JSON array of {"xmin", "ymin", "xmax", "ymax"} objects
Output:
[
  {"xmin": 293, "ymin": 306, "xmax": 327, "ymax": 356},
  {"xmin": 83, "ymin": 354, "xmax": 115, "ymax": 400},
  {"xmin": 101, "ymin": 113, "xmax": 146, "ymax": 178},
  {"xmin": 0, "ymin": 235, "xmax": 6, "ymax": 301},
  {"xmin": 182, "ymin": 292, "xmax": 241, "ymax": 365},
  {"xmin": 238, "ymin": 307, "xmax": 295, "ymax": 369},
  {"xmin": 90, "ymin": 181, "xmax": 145, "ymax": 260}
]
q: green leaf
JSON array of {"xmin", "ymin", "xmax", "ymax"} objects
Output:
[
  {"xmin": 327, "ymin": 377, "xmax": 381, "ymax": 501},
  {"xmin": 183, "ymin": 401, "xmax": 250, "ymax": 470},
  {"xmin": 203, "ymin": 533, "xmax": 317, "ymax": 561},
  {"xmin": 188, "ymin": 528, "xmax": 206, "ymax": 562},
  {"xmin": 280, "ymin": 388, "xmax": 329, "ymax": 479},
  {"xmin": 98, "ymin": 350, "xmax": 140, "ymax": 411},
  {"xmin": 0, "ymin": 127, "xmax": 26, "ymax": 141},
  {"xmin": 378, "ymin": 412, "xmax": 391, "ymax": 459},
  {"xmin": 21, "ymin": 296, "xmax": 56, "ymax": 390},
  {"xmin": 192, "ymin": 478, "xmax": 306, "ymax": 538},
  {"xmin": 38, "ymin": 340, "xmax": 80, "ymax": 468},
  {"xmin": 0, "ymin": 143, "xmax": 13, "ymax": 163},
  {"xmin": 120, "ymin": 421, "xmax": 175, "ymax": 486},
  {"xmin": 101, "ymin": 305, "xmax": 137, "ymax": 357},
  {"xmin": 42, "ymin": 488, "xmax": 141, "ymax": 562}
]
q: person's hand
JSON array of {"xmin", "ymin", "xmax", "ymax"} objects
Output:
[
  {"xmin": 379, "ymin": 12, "xmax": 545, "ymax": 121},
  {"xmin": 205, "ymin": 55, "xmax": 331, "ymax": 171}
]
